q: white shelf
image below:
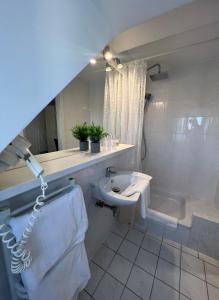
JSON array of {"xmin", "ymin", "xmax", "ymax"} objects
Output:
[{"xmin": 0, "ymin": 144, "xmax": 134, "ymax": 201}]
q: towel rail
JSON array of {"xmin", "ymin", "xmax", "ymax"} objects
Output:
[
  {"xmin": 0, "ymin": 177, "xmax": 76, "ymax": 300},
  {"xmin": 11, "ymin": 177, "xmax": 76, "ymax": 217}
]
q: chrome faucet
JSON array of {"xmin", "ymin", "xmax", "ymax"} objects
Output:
[{"xmin": 105, "ymin": 166, "xmax": 116, "ymax": 177}]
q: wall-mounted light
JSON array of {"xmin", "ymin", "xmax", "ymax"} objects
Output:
[
  {"xmin": 106, "ymin": 63, "xmax": 112, "ymax": 72},
  {"xmin": 90, "ymin": 58, "xmax": 96, "ymax": 65}
]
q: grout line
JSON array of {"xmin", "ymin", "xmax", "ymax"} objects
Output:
[
  {"xmin": 204, "ymin": 262, "xmax": 210, "ymax": 300},
  {"xmin": 179, "ymin": 238, "xmax": 182, "ymax": 297},
  {"xmin": 119, "ymin": 229, "xmax": 146, "ymax": 300},
  {"xmin": 90, "ymin": 230, "xmax": 126, "ymax": 298},
  {"xmin": 148, "ymin": 230, "xmax": 164, "ymax": 300}
]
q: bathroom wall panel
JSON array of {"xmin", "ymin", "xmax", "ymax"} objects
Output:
[{"xmin": 143, "ymin": 60, "xmax": 219, "ymax": 205}]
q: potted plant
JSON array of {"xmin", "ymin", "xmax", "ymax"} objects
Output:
[
  {"xmin": 71, "ymin": 123, "xmax": 89, "ymax": 151},
  {"xmin": 88, "ymin": 124, "xmax": 108, "ymax": 153}
]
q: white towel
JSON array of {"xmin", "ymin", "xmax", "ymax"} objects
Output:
[
  {"xmin": 121, "ymin": 178, "xmax": 151, "ymax": 219},
  {"xmin": 10, "ymin": 184, "xmax": 90, "ymax": 300},
  {"xmin": 30, "ymin": 242, "xmax": 90, "ymax": 300}
]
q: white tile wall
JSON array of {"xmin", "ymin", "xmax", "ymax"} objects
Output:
[{"xmin": 143, "ymin": 60, "xmax": 219, "ymax": 205}]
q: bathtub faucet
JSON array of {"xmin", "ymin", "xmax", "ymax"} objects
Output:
[{"xmin": 105, "ymin": 166, "xmax": 116, "ymax": 177}]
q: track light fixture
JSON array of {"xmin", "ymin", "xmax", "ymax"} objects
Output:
[{"xmin": 90, "ymin": 46, "xmax": 123, "ymax": 72}]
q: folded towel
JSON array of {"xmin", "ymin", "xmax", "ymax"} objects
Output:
[
  {"xmin": 10, "ymin": 184, "xmax": 89, "ymax": 299},
  {"xmin": 121, "ymin": 178, "xmax": 151, "ymax": 218}
]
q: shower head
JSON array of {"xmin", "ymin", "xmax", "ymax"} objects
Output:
[
  {"xmin": 150, "ymin": 71, "xmax": 168, "ymax": 81},
  {"xmin": 147, "ymin": 63, "xmax": 168, "ymax": 81}
]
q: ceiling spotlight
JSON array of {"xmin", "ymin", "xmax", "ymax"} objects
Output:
[
  {"xmin": 103, "ymin": 46, "xmax": 113, "ymax": 61},
  {"xmin": 90, "ymin": 58, "xmax": 96, "ymax": 65},
  {"xmin": 106, "ymin": 63, "xmax": 112, "ymax": 72},
  {"xmin": 104, "ymin": 51, "xmax": 112, "ymax": 60},
  {"xmin": 115, "ymin": 58, "xmax": 123, "ymax": 69}
]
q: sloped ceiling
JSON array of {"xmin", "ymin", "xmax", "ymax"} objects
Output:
[{"xmin": 0, "ymin": 0, "xmax": 192, "ymax": 152}]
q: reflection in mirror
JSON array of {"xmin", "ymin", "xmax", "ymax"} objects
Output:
[
  {"xmin": 23, "ymin": 100, "xmax": 58, "ymax": 155},
  {"xmin": 22, "ymin": 67, "xmax": 106, "ymax": 155}
]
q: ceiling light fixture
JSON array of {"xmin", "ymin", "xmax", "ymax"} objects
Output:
[{"xmin": 89, "ymin": 58, "xmax": 96, "ymax": 65}]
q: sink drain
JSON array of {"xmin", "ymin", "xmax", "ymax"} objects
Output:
[{"xmin": 112, "ymin": 187, "xmax": 120, "ymax": 193}]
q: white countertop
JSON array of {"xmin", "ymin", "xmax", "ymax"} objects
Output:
[{"xmin": 0, "ymin": 144, "xmax": 134, "ymax": 201}]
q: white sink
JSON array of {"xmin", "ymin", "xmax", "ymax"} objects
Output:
[{"xmin": 99, "ymin": 171, "xmax": 152, "ymax": 206}]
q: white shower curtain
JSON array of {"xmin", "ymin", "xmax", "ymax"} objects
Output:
[{"xmin": 103, "ymin": 59, "xmax": 147, "ymax": 170}]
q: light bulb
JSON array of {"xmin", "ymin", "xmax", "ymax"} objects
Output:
[
  {"xmin": 90, "ymin": 58, "xmax": 96, "ymax": 65},
  {"xmin": 104, "ymin": 51, "xmax": 112, "ymax": 61}
]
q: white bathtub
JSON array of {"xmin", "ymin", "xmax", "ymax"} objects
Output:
[
  {"xmin": 143, "ymin": 187, "xmax": 219, "ymax": 259},
  {"xmin": 149, "ymin": 188, "xmax": 186, "ymax": 221}
]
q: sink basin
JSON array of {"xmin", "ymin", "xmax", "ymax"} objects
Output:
[{"xmin": 99, "ymin": 171, "xmax": 152, "ymax": 206}]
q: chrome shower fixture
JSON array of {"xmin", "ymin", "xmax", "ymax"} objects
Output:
[{"xmin": 147, "ymin": 63, "xmax": 168, "ymax": 81}]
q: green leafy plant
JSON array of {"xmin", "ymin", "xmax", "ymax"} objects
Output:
[
  {"xmin": 88, "ymin": 124, "xmax": 108, "ymax": 143},
  {"xmin": 71, "ymin": 123, "xmax": 89, "ymax": 141}
]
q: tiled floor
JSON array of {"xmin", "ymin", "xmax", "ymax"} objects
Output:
[{"xmin": 79, "ymin": 223, "xmax": 219, "ymax": 300}]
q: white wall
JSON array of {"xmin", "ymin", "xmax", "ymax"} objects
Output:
[
  {"xmin": 143, "ymin": 59, "xmax": 219, "ymax": 205},
  {"xmin": 56, "ymin": 77, "xmax": 90, "ymax": 149}
]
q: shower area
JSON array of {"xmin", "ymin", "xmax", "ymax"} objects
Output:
[
  {"xmin": 142, "ymin": 40, "xmax": 219, "ymax": 258},
  {"xmin": 103, "ymin": 38, "xmax": 219, "ymax": 259}
]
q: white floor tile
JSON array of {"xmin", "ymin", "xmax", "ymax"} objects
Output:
[
  {"xmin": 127, "ymin": 265, "xmax": 153, "ymax": 300},
  {"xmin": 180, "ymin": 270, "xmax": 208, "ymax": 300},
  {"xmin": 135, "ymin": 248, "xmax": 158, "ymax": 275},
  {"xmin": 108, "ymin": 254, "xmax": 132, "ymax": 284},
  {"xmin": 126, "ymin": 229, "xmax": 144, "ymax": 246},
  {"xmin": 156, "ymin": 258, "xmax": 180, "ymax": 290},
  {"xmin": 121, "ymin": 288, "xmax": 142, "ymax": 300},
  {"xmin": 181, "ymin": 252, "xmax": 205, "ymax": 280},
  {"xmin": 163, "ymin": 238, "xmax": 181, "ymax": 250},
  {"xmin": 104, "ymin": 232, "xmax": 123, "ymax": 251},
  {"xmin": 199, "ymin": 253, "xmax": 219, "ymax": 267},
  {"xmin": 85, "ymin": 262, "xmax": 104, "ymax": 295},
  {"xmin": 160, "ymin": 243, "xmax": 181, "ymax": 267},
  {"xmin": 118, "ymin": 239, "xmax": 139, "ymax": 262},
  {"xmin": 93, "ymin": 273, "xmax": 124, "ymax": 300},
  {"xmin": 78, "ymin": 290, "xmax": 91, "ymax": 300},
  {"xmin": 112, "ymin": 222, "xmax": 129, "ymax": 238},
  {"xmin": 146, "ymin": 232, "xmax": 163, "ymax": 241},
  {"xmin": 205, "ymin": 262, "xmax": 219, "ymax": 289},
  {"xmin": 207, "ymin": 283, "xmax": 219, "ymax": 300},
  {"xmin": 142, "ymin": 236, "xmax": 161, "ymax": 256},
  {"xmin": 92, "ymin": 245, "xmax": 115, "ymax": 270},
  {"xmin": 151, "ymin": 279, "xmax": 179, "ymax": 300},
  {"xmin": 182, "ymin": 245, "xmax": 198, "ymax": 257},
  {"xmin": 146, "ymin": 223, "xmax": 164, "ymax": 240}
]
